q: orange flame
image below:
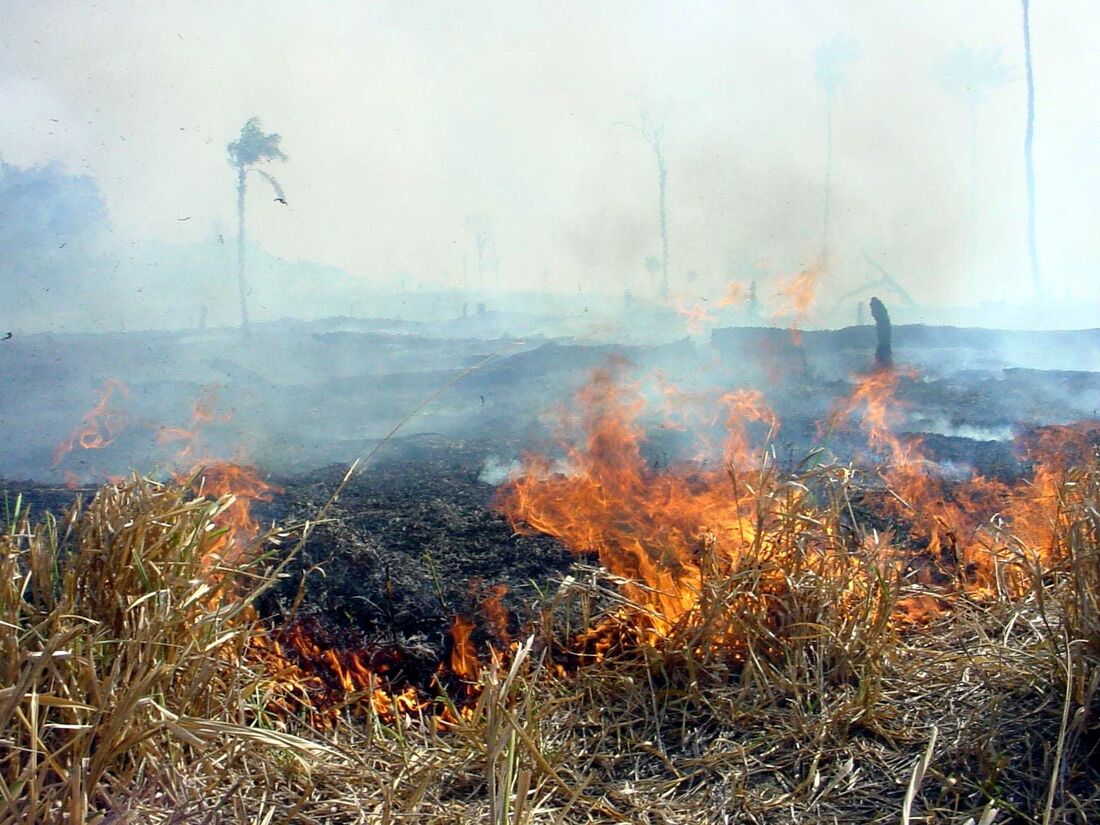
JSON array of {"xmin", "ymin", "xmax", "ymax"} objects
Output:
[
  {"xmin": 716, "ymin": 281, "xmax": 747, "ymax": 308},
  {"xmin": 496, "ymin": 366, "xmax": 783, "ymax": 641},
  {"xmin": 498, "ymin": 362, "xmax": 1100, "ymax": 645},
  {"xmin": 676, "ymin": 302, "xmax": 713, "ymax": 335},
  {"xmin": 191, "ymin": 461, "xmax": 277, "ymax": 567},
  {"xmin": 771, "ymin": 266, "xmax": 821, "ymax": 344},
  {"xmin": 53, "ymin": 379, "xmax": 130, "ymax": 468},
  {"xmin": 448, "ymin": 615, "xmax": 480, "ymax": 682}
]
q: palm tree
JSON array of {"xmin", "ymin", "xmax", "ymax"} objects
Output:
[
  {"xmin": 936, "ymin": 46, "xmax": 1015, "ymax": 283},
  {"xmin": 814, "ymin": 35, "xmax": 858, "ymax": 270},
  {"xmin": 227, "ymin": 118, "xmax": 287, "ymax": 333},
  {"xmin": 1021, "ymin": 0, "xmax": 1041, "ymax": 298}
]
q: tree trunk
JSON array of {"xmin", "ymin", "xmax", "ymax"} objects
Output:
[
  {"xmin": 870, "ymin": 296, "xmax": 892, "ymax": 370},
  {"xmin": 1022, "ymin": 0, "xmax": 1042, "ymax": 298},
  {"xmin": 235, "ymin": 166, "xmax": 250, "ymax": 334},
  {"xmin": 822, "ymin": 94, "xmax": 834, "ymax": 269},
  {"xmin": 656, "ymin": 154, "xmax": 669, "ymax": 301},
  {"xmin": 968, "ymin": 103, "xmax": 979, "ymax": 282}
]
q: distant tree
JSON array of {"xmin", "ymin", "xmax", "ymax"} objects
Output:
[
  {"xmin": 936, "ymin": 46, "xmax": 1016, "ymax": 282},
  {"xmin": 618, "ymin": 104, "xmax": 670, "ymax": 300},
  {"xmin": 227, "ymin": 118, "xmax": 287, "ymax": 333},
  {"xmin": 464, "ymin": 214, "xmax": 498, "ymax": 290},
  {"xmin": 814, "ymin": 35, "xmax": 858, "ymax": 269},
  {"xmin": 0, "ymin": 161, "xmax": 108, "ymax": 321},
  {"xmin": 1021, "ymin": 0, "xmax": 1042, "ymax": 297}
]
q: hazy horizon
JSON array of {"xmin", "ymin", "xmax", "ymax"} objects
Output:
[{"xmin": 3, "ymin": 1, "xmax": 1099, "ymax": 332}]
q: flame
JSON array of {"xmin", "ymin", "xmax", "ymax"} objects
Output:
[
  {"xmin": 479, "ymin": 583, "xmax": 512, "ymax": 649},
  {"xmin": 677, "ymin": 302, "xmax": 713, "ymax": 335},
  {"xmin": 448, "ymin": 615, "xmax": 480, "ymax": 681},
  {"xmin": 52, "ymin": 368, "xmax": 1097, "ymax": 731},
  {"xmin": 716, "ymin": 281, "xmax": 747, "ymax": 308},
  {"xmin": 156, "ymin": 386, "xmax": 233, "ymax": 465},
  {"xmin": 53, "ymin": 379, "xmax": 130, "ymax": 468},
  {"xmin": 246, "ymin": 620, "xmax": 431, "ymax": 729},
  {"xmin": 497, "ymin": 362, "xmax": 1100, "ymax": 650},
  {"xmin": 771, "ymin": 266, "xmax": 821, "ymax": 344},
  {"xmin": 827, "ymin": 370, "xmax": 1100, "ymax": 605},
  {"xmin": 495, "ymin": 365, "xmax": 794, "ymax": 643},
  {"xmin": 190, "ymin": 461, "xmax": 277, "ymax": 567}
]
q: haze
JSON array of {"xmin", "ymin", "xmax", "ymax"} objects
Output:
[{"xmin": 2, "ymin": 1, "xmax": 1098, "ymax": 332}]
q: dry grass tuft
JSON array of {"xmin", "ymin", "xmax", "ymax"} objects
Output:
[{"xmin": 0, "ymin": 478, "xmax": 326, "ymax": 823}]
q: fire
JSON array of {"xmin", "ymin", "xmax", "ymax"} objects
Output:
[
  {"xmin": 771, "ymin": 266, "xmax": 821, "ymax": 344},
  {"xmin": 156, "ymin": 386, "xmax": 233, "ymax": 465},
  {"xmin": 716, "ymin": 281, "xmax": 747, "ymax": 308},
  {"xmin": 46, "ymin": 365, "xmax": 1098, "ymax": 732},
  {"xmin": 827, "ymin": 370, "xmax": 1100, "ymax": 604},
  {"xmin": 247, "ymin": 620, "xmax": 431, "ymax": 729},
  {"xmin": 242, "ymin": 608, "xmax": 501, "ymax": 731},
  {"xmin": 190, "ymin": 461, "xmax": 277, "ymax": 566},
  {"xmin": 448, "ymin": 615, "xmax": 480, "ymax": 681},
  {"xmin": 496, "ymin": 364, "xmax": 801, "ymax": 644},
  {"xmin": 496, "ymin": 361, "xmax": 1099, "ymax": 655},
  {"xmin": 53, "ymin": 379, "xmax": 130, "ymax": 469},
  {"xmin": 677, "ymin": 302, "xmax": 714, "ymax": 335}
]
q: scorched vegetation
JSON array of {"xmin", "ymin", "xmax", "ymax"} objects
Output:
[{"xmin": 2, "ymin": 369, "xmax": 1099, "ymax": 824}]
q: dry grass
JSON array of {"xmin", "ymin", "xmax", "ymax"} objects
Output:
[{"xmin": 2, "ymin": 452, "xmax": 1098, "ymax": 823}]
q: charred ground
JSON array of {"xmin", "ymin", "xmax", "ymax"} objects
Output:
[{"xmin": 4, "ymin": 322, "xmax": 1095, "ymax": 657}]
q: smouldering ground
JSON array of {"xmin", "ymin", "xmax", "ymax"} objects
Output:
[{"xmin": 3, "ymin": 359, "xmax": 1099, "ymax": 824}]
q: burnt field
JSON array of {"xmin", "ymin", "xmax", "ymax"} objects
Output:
[
  {"xmin": 5, "ymin": 322, "xmax": 1099, "ymax": 674},
  {"xmin": 5, "ymin": 320, "xmax": 1097, "ymax": 648},
  {"xmin": 4, "ymin": 319, "xmax": 1100, "ymax": 824},
  {"xmin": 3, "ymin": 317, "xmax": 1098, "ymax": 482}
]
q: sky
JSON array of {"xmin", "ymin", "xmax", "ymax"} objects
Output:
[{"xmin": 2, "ymin": 0, "xmax": 1099, "ymax": 315}]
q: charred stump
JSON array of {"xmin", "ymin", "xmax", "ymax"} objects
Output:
[{"xmin": 870, "ymin": 296, "xmax": 892, "ymax": 369}]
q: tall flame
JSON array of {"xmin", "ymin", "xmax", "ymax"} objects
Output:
[{"xmin": 496, "ymin": 364, "xmax": 789, "ymax": 641}]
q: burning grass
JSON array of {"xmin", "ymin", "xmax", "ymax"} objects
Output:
[{"xmin": 4, "ymin": 373, "xmax": 1100, "ymax": 822}]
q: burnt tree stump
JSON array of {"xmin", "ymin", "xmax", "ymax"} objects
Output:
[{"xmin": 870, "ymin": 296, "xmax": 892, "ymax": 369}]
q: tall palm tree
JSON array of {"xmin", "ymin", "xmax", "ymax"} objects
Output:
[
  {"xmin": 227, "ymin": 117, "xmax": 287, "ymax": 333},
  {"xmin": 1021, "ymin": 0, "xmax": 1041, "ymax": 298},
  {"xmin": 814, "ymin": 35, "xmax": 858, "ymax": 270},
  {"xmin": 936, "ymin": 47, "xmax": 1015, "ymax": 283}
]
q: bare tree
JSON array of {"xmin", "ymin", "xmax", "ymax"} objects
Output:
[
  {"xmin": 937, "ymin": 46, "xmax": 1016, "ymax": 282},
  {"xmin": 464, "ymin": 214, "xmax": 498, "ymax": 291},
  {"xmin": 227, "ymin": 117, "xmax": 287, "ymax": 333},
  {"xmin": 814, "ymin": 35, "xmax": 858, "ymax": 269},
  {"xmin": 618, "ymin": 104, "xmax": 670, "ymax": 300},
  {"xmin": 1021, "ymin": 0, "xmax": 1042, "ymax": 298}
]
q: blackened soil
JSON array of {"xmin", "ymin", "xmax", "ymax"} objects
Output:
[
  {"xmin": 253, "ymin": 435, "xmax": 574, "ymax": 678},
  {"xmin": 1, "ymin": 482, "xmax": 93, "ymax": 522}
]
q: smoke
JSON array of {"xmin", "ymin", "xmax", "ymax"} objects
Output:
[
  {"xmin": 0, "ymin": 161, "xmax": 110, "ymax": 328},
  {"xmin": 1, "ymin": 1, "xmax": 1099, "ymax": 331}
]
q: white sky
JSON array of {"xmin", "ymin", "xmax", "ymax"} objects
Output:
[{"xmin": 2, "ymin": 0, "xmax": 1098, "ymax": 307}]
